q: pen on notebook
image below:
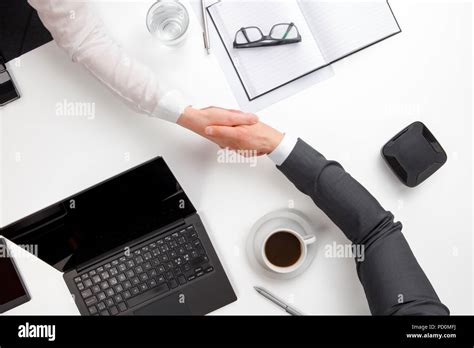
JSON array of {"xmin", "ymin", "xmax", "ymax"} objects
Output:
[
  {"xmin": 254, "ymin": 286, "xmax": 303, "ymax": 316},
  {"xmin": 201, "ymin": 0, "xmax": 211, "ymax": 54}
]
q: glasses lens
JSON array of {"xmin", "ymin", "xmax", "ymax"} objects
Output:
[
  {"xmin": 235, "ymin": 31, "xmax": 248, "ymax": 45},
  {"xmin": 238, "ymin": 27, "xmax": 263, "ymax": 43},
  {"xmin": 270, "ymin": 24, "xmax": 299, "ymax": 40}
]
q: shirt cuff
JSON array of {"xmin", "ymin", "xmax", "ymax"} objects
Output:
[
  {"xmin": 151, "ymin": 90, "xmax": 189, "ymax": 123},
  {"xmin": 267, "ymin": 134, "xmax": 298, "ymax": 166}
]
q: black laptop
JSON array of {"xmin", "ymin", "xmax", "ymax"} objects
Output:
[{"xmin": 0, "ymin": 156, "xmax": 237, "ymax": 315}]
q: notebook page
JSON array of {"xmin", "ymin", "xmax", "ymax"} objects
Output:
[
  {"xmin": 297, "ymin": 0, "xmax": 400, "ymax": 63},
  {"xmin": 208, "ymin": 0, "xmax": 326, "ymax": 100}
]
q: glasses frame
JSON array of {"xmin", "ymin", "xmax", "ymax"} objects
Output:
[{"xmin": 233, "ymin": 22, "xmax": 302, "ymax": 49}]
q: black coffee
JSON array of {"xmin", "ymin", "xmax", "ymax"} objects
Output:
[{"xmin": 264, "ymin": 231, "xmax": 302, "ymax": 268}]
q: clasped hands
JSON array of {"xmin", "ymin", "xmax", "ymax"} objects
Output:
[{"xmin": 177, "ymin": 106, "xmax": 283, "ymax": 156}]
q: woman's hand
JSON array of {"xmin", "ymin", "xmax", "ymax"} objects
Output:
[
  {"xmin": 205, "ymin": 121, "xmax": 284, "ymax": 156},
  {"xmin": 178, "ymin": 107, "xmax": 283, "ymax": 156},
  {"xmin": 177, "ymin": 106, "xmax": 259, "ymax": 140}
]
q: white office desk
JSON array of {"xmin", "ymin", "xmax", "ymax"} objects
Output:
[{"xmin": 0, "ymin": 0, "xmax": 472, "ymax": 315}]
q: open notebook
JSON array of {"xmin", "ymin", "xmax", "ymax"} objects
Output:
[{"xmin": 207, "ymin": 0, "xmax": 401, "ymax": 101}]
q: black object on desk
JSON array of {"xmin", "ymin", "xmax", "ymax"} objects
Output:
[
  {"xmin": 0, "ymin": 238, "xmax": 31, "ymax": 313},
  {"xmin": 1, "ymin": 156, "xmax": 237, "ymax": 316},
  {"xmin": 0, "ymin": 0, "xmax": 53, "ymax": 62},
  {"xmin": 0, "ymin": 55, "xmax": 20, "ymax": 106},
  {"xmin": 382, "ymin": 121, "xmax": 447, "ymax": 187}
]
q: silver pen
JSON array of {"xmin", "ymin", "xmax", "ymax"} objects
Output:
[
  {"xmin": 201, "ymin": 0, "xmax": 211, "ymax": 54},
  {"xmin": 254, "ymin": 286, "xmax": 303, "ymax": 316}
]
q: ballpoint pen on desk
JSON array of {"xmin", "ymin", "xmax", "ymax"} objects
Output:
[
  {"xmin": 254, "ymin": 286, "xmax": 303, "ymax": 316},
  {"xmin": 201, "ymin": 0, "xmax": 211, "ymax": 54}
]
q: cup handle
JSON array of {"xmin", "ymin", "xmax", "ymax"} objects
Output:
[{"xmin": 302, "ymin": 235, "xmax": 316, "ymax": 245}]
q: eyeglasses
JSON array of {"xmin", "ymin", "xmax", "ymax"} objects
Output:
[{"xmin": 233, "ymin": 23, "xmax": 302, "ymax": 49}]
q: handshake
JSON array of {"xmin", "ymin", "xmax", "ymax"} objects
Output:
[{"xmin": 177, "ymin": 106, "xmax": 284, "ymax": 156}]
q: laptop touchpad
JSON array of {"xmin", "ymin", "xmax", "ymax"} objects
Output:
[{"xmin": 133, "ymin": 292, "xmax": 191, "ymax": 316}]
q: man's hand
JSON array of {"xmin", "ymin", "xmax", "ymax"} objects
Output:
[
  {"xmin": 205, "ymin": 121, "xmax": 284, "ymax": 156},
  {"xmin": 177, "ymin": 106, "xmax": 259, "ymax": 139}
]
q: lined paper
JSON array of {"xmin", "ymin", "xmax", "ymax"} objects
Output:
[
  {"xmin": 208, "ymin": 0, "xmax": 327, "ymax": 99},
  {"xmin": 298, "ymin": 0, "xmax": 400, "ymax": 62},
  {"xmin": 208, "ymin": 0, "xmax": 400, "ymax": 100}
]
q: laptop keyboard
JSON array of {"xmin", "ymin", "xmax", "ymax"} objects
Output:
[{"xmin": 73, "ymin": 225, "xmax": 214, "ymax": 316}]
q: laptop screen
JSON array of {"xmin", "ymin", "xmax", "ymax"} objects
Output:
[{"xmin": 1, "ymin": 157, "xmax": 196, "ymax": 272}]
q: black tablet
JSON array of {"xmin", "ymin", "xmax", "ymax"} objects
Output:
[{"xmin": 0, "ymin": 238, "xmax": 31, "ymax": 313}]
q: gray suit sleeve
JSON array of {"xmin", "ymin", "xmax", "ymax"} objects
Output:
[{"xmin": 277, "ymin": 139, "xmax": 449, "ymax": 315}]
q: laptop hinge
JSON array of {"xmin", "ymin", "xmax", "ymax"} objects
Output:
[{"xmin": 75, "ymin": 219, "xmax": 187, "ymax": 274}]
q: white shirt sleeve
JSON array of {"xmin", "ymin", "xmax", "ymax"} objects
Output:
[
  {"xmin": 267, "ymin": 134, "xmax": 298, "ymax": 166},
  {"xmin": 27, "ymin": 0, "xmax": 188, "ymax": 123}
]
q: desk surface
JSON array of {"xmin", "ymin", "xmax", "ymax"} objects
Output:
[{"xmin": 0, "ymin": 0, "xmax": 472, "ymax": 315}]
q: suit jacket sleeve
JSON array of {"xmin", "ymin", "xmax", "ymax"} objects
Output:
[{"xmin": 277, "ymin": 139, "xmax": 449, "ymax": 315}]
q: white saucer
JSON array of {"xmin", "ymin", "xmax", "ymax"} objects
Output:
[{"xmin": 246, "ymin": 209, "xmax": 317, "ymax": 280}]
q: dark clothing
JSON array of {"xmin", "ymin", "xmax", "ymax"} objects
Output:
[{"xmin": 278, "ymin": 139, "xmax": 449, "ymax": 315}]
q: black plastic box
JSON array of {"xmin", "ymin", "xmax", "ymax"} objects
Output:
[{"xmin": 382, "ymin": 122, "xmax": 447, "ymax": 187}]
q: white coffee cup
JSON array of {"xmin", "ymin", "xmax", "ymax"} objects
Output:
[{"xmin": 260, "ymin": 228, "xmax": 316, "ymax": 274}]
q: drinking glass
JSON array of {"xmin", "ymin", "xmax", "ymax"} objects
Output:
[{"xmin": 146, "ymin": 0, "xmax": 190, "ymax": 45}]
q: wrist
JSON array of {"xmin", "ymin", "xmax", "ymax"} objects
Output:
[
  {"xmin": 264, "ymin": 129, "xmax": 284, "ymax": 155},
  {"xmin": 177, "ymin": 106, "xmax": 200, "ymax": 130}
]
